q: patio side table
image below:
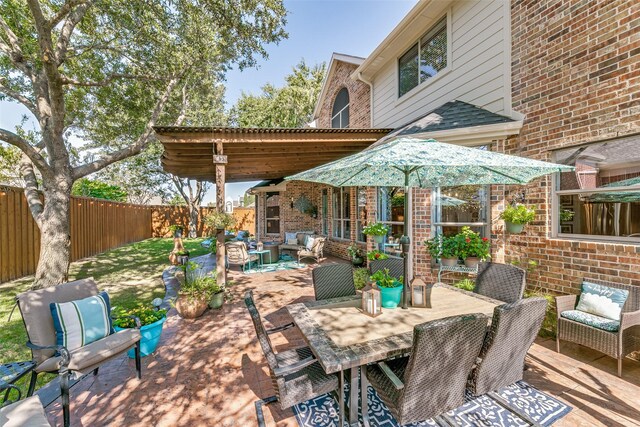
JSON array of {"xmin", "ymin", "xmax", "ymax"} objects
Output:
[
  {"xmin": 249, "ymin": 249, "xmax": 271, "ymax": 271},
  {"xmin": 1, "ymin": 360, "xmax": 36, "ymax": 405}
]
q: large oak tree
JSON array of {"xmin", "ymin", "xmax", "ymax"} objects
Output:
[{"xmin": 0, "ymin": 0, "xmax": 287, "ymax": 288}]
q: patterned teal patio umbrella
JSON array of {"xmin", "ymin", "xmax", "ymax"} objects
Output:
[{"xmin": 286, "ymin": 137, "xmax": 573, "ymax": 308}]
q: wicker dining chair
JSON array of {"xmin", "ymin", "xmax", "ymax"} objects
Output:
[
  {"xmin": 468, "ymin": 297, "xmax": 547, "ymax": 396},
  {"xmin": 474, "ymin": 262, "xmax": 526, "ymax": 303},
  {"xmin": 244, "ymin": 291, "xmax": 339, "ymax": 425},
  {"xmin": 312, "ymin": 264, "xmax": 357, "ymax": 301},
  {"xmin": 369, "ymin": 258, "xmax": 405, "ymax": 281},
  {"xmin": 362, "ymin": 314, "xmax": 488, "ymax": 426},
  {"xmin": 556, "ymin": 278, "xmax": 640, "ymax": 377}
]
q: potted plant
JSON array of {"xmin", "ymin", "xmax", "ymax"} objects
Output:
[
  {"xmin": 362, "ymin": 223, "xmax": 388, "ymax": 243},
  {"xmin": 113, "ymin": 304, "xmax": 168, "ymax": 358},
  {"xmin": 168, "ymin": 224, "xmax": 183, "ymax": 238},
  {"xmin": 424, "ymin": 234, "xmax": 458, "ymax": 266},
  {"xmin": 367, "ymin": 250, "xmax": 389, "ymax": 261},
  {"xmin": 500, "ymin": 204, "xmax": 536, "ymax": 233},
  {"xmin": 209, "ymin": 281, "xmax": 225, "ymax": 309},
  {"xmin": 347, "ymin": 243, "xmax": 365, "ymax": 267},
  {"xmin": 455, "ymin": 226, "xmax": 490, "ymax": 268},
  {"xmin": 370, "ymin": 268, "xmax": 404, "ymax": 308},
  {"xmin": 174, "ymin": 262, "xmax": 217, "ymax": 319},
  {"xmin": 204, "ymin": 210, "xmax": 237, "ymax": 231}
]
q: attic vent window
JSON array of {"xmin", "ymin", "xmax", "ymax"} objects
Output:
[
  {"xmin": 398, "ymin": 17, "xmax": 447, "ymax": 97},
  {"xmin": 331, "ymin": 88, "xmax": 350, "ymax": 128}
]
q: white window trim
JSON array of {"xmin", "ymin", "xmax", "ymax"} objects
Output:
[
  {"xmin": 396, "ymin": 9, "xmax": 452, "ymax": 102},
  {"xmin": 264, "ymin": 192, "xmax": 281, "ymax": 235},
  {"xmin": 332, "ymin": 188, "xmax": 351, "ymax": 240},
  {"xmin": 331, "ymin": 103, "xmax": 349, "ymax": 129},
  {"xmin": 356, "ymin": 187, "xmax": 367, "ymax": 243},
  {"xmin": 550, "ymin": 173, "xmax": 640, "ymax": 243}
]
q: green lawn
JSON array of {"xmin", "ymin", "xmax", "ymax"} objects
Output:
[{"xmin": 0, "ymin": 237, "xmax": 208, "ymax": 396}]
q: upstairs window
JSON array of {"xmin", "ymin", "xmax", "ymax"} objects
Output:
[
  {"xmin": 331, "ymin": 88, "xmax": 350, "ymax": 128},
  {"xmin": 398, "ymin": 17, "xmax": 448, "ymax": 97}
]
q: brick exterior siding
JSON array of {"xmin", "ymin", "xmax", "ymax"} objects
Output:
[
  {"xmin": 315, "ymin": 60, "xmax": 371, "ymax": 128},
  {"xmin": 507, "ymin": 0, "xmax": 640, "ymax": 293}
]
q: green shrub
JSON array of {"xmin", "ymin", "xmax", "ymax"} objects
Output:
[
  {"xmin": 367, "ymin": 250, "xmax": 389, "ymax": 261},
  {"xmin": 525, "ymin": 290, "xmax": 556, "ymax": 338},
  {"xmin": 453, "ymin": 278, "xmax": 475, "ymax": 291},
  {"xmin": 353, "ymin": 268, "xmax": 370, "ymax": 290}
]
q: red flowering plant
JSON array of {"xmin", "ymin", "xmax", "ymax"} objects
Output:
[
  {"xmin": 366, "ymin": 250, "xmax": 389, "ymax": 261},
  {"xmin": 454, "ymin": 226, "xmax": 490, "ymax": 260}
]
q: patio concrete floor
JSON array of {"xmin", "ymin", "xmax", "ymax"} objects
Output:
[{"xmin": 43, "ymin": 254, "xmax": 640, "ymax": 426}]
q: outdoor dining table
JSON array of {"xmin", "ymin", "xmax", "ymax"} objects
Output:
[{"xmin": 286, "ymin": 283, "xmax": 502, "ymax": 427}]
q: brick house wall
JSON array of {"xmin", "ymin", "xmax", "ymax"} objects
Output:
[
  {"xmin": 506, "ymin": 0, "xmax": 640, "ymax": 293},
  {"xmin": 315, "ymin": 60, "xmax": 371, "ymax": 128}
]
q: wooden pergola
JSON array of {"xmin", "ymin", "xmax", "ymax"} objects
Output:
[{"xmin": 154, "ymin": 127, "xmax": 392, "ymax": 284}]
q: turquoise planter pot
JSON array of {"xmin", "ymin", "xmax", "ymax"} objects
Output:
[
  {"xmin": 115, "ymin": 316, "xmax": 166, "ymax": 358},
  {"xmin": 378, "ymin": 282, "xmax": 403, "ymax": 308}
]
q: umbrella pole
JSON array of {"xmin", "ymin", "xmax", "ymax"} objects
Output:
[{"xmin": 401, "ymin": 167, "xmax": 410, "ymax": 309}]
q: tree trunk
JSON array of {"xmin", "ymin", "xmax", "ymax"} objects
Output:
[
  {"xmin": 188, "ymin": 203, "xmax": 198, "ymax": 238},
  {"xmin": 33, "ymin": 182, "xmax": 72, "ymax": 289}
]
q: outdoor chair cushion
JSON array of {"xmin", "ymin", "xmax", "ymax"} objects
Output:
[
  {"xmin": 50, "ymin": 291, "xmax": 114, "ymax": 351},
  {"xmin": 0, "ymin": 396, "xmax": 50, "ymax": 427},
  {"xmin": 305, "ymin": 236, "xmax": 316, "ymax": 251},
  {"xmin": 575, "ymin": 281, "xmax": 629, "ymax": 321},
  {"xmin": 285, "ymin": 232, "xmax": 297, "ymax": 242},
  {"xmin": 36, "ymin": 328, "xmax": 141, "ymax": 373},
  {"xmin": 560, "ymin": 309, "xmax": 620, "ymax": 332}
]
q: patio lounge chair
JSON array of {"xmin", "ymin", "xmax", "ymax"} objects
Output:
[
  {"xmin": 244, "ymin": 291, "xmax": 339, "ymax": 426},
  {"xmin": 16, "ymin": 278, "xmax": 141, "ymax": 427},
  {"xmin": 475, "ymin": 262, "xmax": 526, "ymax": 303},
  {"xmin": 468, "ymin": 297, "xmax": 547, "ymax": 396},
  {"xmin": 362, "ymin": 313, "xmax": 488, "ymax": 425},
  {"xmin": 312, "ymin": 264, "xmax": 357, "ymax": 301},
  {"xmin": 0, "ymin": 396, "xmax": 50, "ymax": 427},
  {"xmin": 225, "ymin": 241, "xmax": 259, "ymax": 273},
  {"xmin": 369, "ymin": 257, "xmax": 405, "ymax": 281},
  {"xmin": 556, "ymin": 278, "xmax": 640, "ymax": 376},
  {"xmin": 297, "ymin": 237, "xmax": 326, "ymax": 264}
]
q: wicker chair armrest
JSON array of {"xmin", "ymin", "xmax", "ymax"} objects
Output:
[
  {"xmin": 555, "ymin": 295, "xmax": 577, "ymax": 318},
  {"xmin": 273, "ymin": 356, "xmax": 316, "ymax": 377},
  {"xmin": 26, "ymin": 342, "xmax": 70, "ymax": 368},
  {"xmin": 377, "ymin": 361, "xmax": 404, "ymax": 390},
  {"xmin": 621, "ymin": 309, "xmax": 640, "ymax": 330},
  {"xmin": 266, "ymin": 322, "xmax": 295, "ymax": 334}
]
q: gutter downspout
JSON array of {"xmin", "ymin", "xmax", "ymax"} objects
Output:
[{"xmin": 357, "ymin": 72, "xmax": 374, "ymax": 127}]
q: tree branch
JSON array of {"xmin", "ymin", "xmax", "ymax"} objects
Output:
[
  {"xmin": 0, "ymin": 128, "xmax": 49, "ymax": 172},
  {"xmin": 171, "ymin": 175, "xmax": 189, "ymax": 202},
  {"xmin": 0, "ymin": 81, "xmax": 37, "ymax": 115},
  {"xmin": 0, "ymin": 16, "xmax": 34, "ymax": 79},
  {"xmin": 56, "ymin": 1, "xmax": 94, "ymax": 65},
  {"xmin": 72, "ymin": 76, "xmax": 180, "ymax": 179},
  {"xmin": 19, "ymin": 155, "xmax": 44, "ymax": 227},
  {"xmin": 60, "ymin": 72, "xmax": 160, "ymax": 87}
]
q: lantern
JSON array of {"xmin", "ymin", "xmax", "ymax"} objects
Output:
[
  {"xmin": 257, "ymin": 241, "xmax": 264, "ymax": 251},
  {"xmin": 361, "ymin": 285, "xmax": 382, "ymax": 317},
  {"xmin": 410, "ymin": 278, "xmax": 431, "ymax": 308}
]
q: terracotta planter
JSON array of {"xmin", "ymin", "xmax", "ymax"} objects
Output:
[
  {"xmin": 440, "ymin": 257, "xmax": 458, "ymax": 267},
  {"xmin": 505, "ymin": 221, "xmax": 525, "ymax": 234},
  {"xmin": 464, "ymin": 257, "xmax": 481, "ymax": 268},
  {"xmin": 175, "ymin": 294, "xmax": 208, "ymax": 319}
]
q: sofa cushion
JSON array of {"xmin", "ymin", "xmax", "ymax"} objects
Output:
[
  {"xmin": 296, "ymin": 232, "xmax": 309, "ymax": 246},
  {"xmin": 285, "ymin": 232, "xmax": 297, "ymax": 243},
  {"xmin": 36, "ymin": 327, "xmax": 141, "ymax": 373},
  {"xmin": 306, "ymin": 236, "xmax": 316, "ymax": 251},
  {"xmin": 576, "ymin": 281, "xmax": 629, "ymax": 321},
  {"xmin": 50, "ymin": 291, "xmax": 114, "ymax": 351},
  {"xmin": 0, "ymin": 396, "xmax": 50, "ymax": 427},
  {"xmin": 560, "ymin": 309, "xmax": 620, "ymax": 332}
]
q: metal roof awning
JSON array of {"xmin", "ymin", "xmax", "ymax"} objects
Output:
[{"xmin": 154, "ymin": 127, "xmax": 392, "ymax": 182}]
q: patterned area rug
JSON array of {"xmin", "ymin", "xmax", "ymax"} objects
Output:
[
  {"xmin": 244, "ymin": 260, "xmax": 305, "ymax": 274},
  {"xmin": 294, "ymin": 381, "xmax": 571, "ymax": 426}
]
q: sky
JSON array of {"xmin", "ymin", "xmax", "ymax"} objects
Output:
[{"xmin": 0, "ymin": 0, "xmax": 416, "ymax": 204}]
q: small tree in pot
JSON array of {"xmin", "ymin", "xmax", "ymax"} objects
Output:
[{"xmin": 347, "ymin": 243, "xmax": 365, "ymax": 267}]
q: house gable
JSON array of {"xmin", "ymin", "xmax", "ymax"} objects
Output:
[{"xmin": 313, "ymin": 53, "xmax": 371, "ymax": 129}]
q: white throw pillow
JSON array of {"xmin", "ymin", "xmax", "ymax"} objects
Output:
[
  {"xmin": 306, "ymin": 236, "xmax": 316, "ymax": 251},
  {"xmin": 286, "ymin": 238, "xmax": 298, "ymax": 245}
]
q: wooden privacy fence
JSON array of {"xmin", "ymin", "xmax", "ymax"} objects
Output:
[{"xmin": 0, "ymin": 186, "xmax": 255, "ymax": 283}]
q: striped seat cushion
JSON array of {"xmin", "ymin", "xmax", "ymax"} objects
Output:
[{"xmin": 50, "ymin": 292, "xmax": 114, "ymax": 351}]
